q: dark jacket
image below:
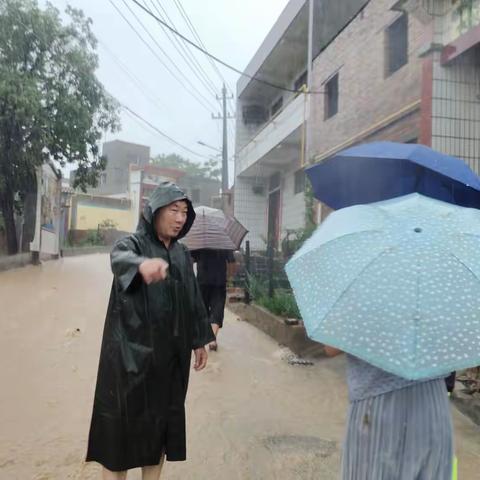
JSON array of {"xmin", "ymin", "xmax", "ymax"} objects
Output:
[{"xmin": 86, "ymin": 182, "xmax": 214, "ymax": 471}]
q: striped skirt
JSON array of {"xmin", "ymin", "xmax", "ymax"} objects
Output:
[{"xmin": 342, "ymin": 378, "xmax": 453, "ymax": 480}]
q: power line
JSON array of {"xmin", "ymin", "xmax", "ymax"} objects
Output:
[
  {"xmin": 148, "ymin": 0, "xmax": 220, "ymax": 98},
  {"xmin": 169, "ymin": 0, "xmax": 236, "ymax": 112},
  {"xmin": 119, "ymin": 0, "xmax": 219, "ymax": 111},
  {"xmin": 109, "ymin": 0, "xmax": 216, "ymax": 113},
  {"xmin": 170, "ymin": 0, "xmax": 234, "ymax": 93},
  {"xmin": 99, "ymin": 40, "xmax": 172, "ymax": 114},
  {"xmin": 10, "ymin": 3, "xmax": 223, "ymax": 166},
  {"xmin": 122, "ymin": 104, "xmax": 212, "ymax": 160},
  {"xmin": 129, "ymin": 0, "xmax": 325, "ymax": 95}
]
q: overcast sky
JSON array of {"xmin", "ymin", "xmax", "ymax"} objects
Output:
[{"xmin": 44, "ymin": 0, "xmax": 289, "ymax": 182}]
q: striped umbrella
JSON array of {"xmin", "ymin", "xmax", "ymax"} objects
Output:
[{"xmin": 181, "ymin": 206, "xmax": 248, "ymax": 251}]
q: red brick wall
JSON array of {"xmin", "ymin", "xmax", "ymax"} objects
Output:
[{"xmin": 309, "ymin": 0, "xmax": 431, "ymax": 161}]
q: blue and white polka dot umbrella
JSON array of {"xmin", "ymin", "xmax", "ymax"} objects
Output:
[{"xmin": 285, "ymin": 193, "xmax": 480, "ymax": 380}]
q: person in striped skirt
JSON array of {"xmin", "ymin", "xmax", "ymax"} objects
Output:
[{"xmin": 324, "ymin": 346, "xmax": 454, "ymax": 480}]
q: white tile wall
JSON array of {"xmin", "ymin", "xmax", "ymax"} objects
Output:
[
  {"xmin": 234, "ymin": 176, "xmax": 268, "ymax": 251},
  {"xmin": 281, "ymin": 167, "xmax": 307, "ymax": 238},
  {"xmin": 431, "ymin": 2, "xmax": 480, "ymax": 174},
  {"xmin": 431, "ymin": 48, "xmax": 480, "ymax": 174},
  {"xmin": 234, "ymin": 165, "xmax": 308, "ymax": 251}
]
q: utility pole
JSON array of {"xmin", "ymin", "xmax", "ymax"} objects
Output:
[
  {"xmin": 213, "ymin": 83, "xmax": 234, "ymax": 212},
  {"xmin": 305, "ymin": 0, "xmax": 314, "ymax": 167}
]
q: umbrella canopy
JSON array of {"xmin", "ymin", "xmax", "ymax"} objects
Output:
[
  {"xmin": 181, "ymin": 206, "xmax": 248, "ymax": 251},
  {"xmin": 285, "ymin": 193, "xmax": 480, "ymax": 380},
  {"xmin": 306, "ymin": 141, "xmax": 480, "ymax": 210}
]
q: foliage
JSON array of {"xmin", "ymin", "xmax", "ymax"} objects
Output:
[
  {"xmin": 81, "ymin": 230, "xmax": 104, "ymax": 246},
  {"xmin": 98, "ymin": 218, "xmax": 118, "ymax": 229},
  {"xmin": 247, "ymin": 274, "xmax": 301, "ymax": 319},
  {"xmin": 258, "ymin": 291, "xmax": 301, "ymax": 319},
  {"xmin": 458, "ymin": 367, "xmax": 480, "ymax": 395},
  {"xmin": 281, "ymin": 177, "xmax": 316, "ymax": 258},
  {"xmin": 0, "ymin": 0, "xmax": 120, "ymax": 253},
  {"xmin": 66, "ymin": 228, "xmax": 104, "ymax": 247},
  {"xmin": 455, "ymin": 0, "xmax": 480, "ymax": 33},
  {"xmin": 151, "ymin": 153, "xmax": 221, "ymax": 181}
]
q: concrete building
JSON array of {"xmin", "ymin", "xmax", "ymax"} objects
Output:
[
  {"xmin": 71, "ymin": 139, "xmax": 151, "ymax": 196},
  {"xmin": 97, "ymin": 139, "xmax": 150, "ymax": 196},
  {"xmin": 310, "ymin": 0, "xmax": 480, "ymax": 174},
  {"xmin": 178, "ymin": 175, "xmax": 222, "ymax": 208},
  {"xmin": 69, "ymin": 138, "xmax": 221, "ymax": 232},
  {"xmin": 235, "ymin": 0, "xmax": 480, "ymax": 250},
  {"xmin": 234, "ymin": 0, "xmax": 368, "ymax": 251},
  {"xmin": 419, "ymin": 0, "xmax": 480, "ymax": 170}
]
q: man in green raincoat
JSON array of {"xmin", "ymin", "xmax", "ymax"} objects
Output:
[{"xmin": 86, "ymin": 182, "xmax": 215, "ymax": 479}]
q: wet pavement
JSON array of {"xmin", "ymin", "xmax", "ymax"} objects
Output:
[{"xmin": 0, "ymin": 254, "xmax": 479, "ymax": 479}]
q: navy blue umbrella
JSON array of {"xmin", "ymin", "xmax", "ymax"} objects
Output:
[{"xmin": 306, "ymin": 141, "xmax": 480, "ymax": 210}]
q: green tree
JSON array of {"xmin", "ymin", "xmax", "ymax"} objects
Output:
[
  {"xmin": 151, "ymin": 153, "xmax": 221, "ymax": 181},
  {"xmin": 0, "ymin": 0, "xmax": 120, "ymax": 254}
]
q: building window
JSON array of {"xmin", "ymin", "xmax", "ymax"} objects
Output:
[
  {"xmin": 99, "ymin": 173, "xmax": 107, "ymax": 185},
  {"xmin": 192, "ymin": 189, "xmax": 200, "ymax": 203},
  {"xmin": 271, "ymin": 97, "xmax": 283, "ymax": 117},
  {"xmin": 294, "ymin": 70, "xmax": 308, "ymax": 92},
  {"xmin": 294, "ymin": 169, "xmax": 305, "ymax": 195},
  {"xmin": 269, "ymin": 172, "xmax": 281, "ymax": 192},
  {"xmin": 385, "ymin": 13, "xmax": 408, "ymax": 77},
  {"xmin": 324, "ymin": 73, "xmax": 339, "ymax": 120},
  {"xmin": 242, "ymin": 104, "xmax": 268, "ymax": 125}
]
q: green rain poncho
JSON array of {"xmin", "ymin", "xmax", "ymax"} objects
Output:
[{"xmin": 86, "ymin": 182, "xmax": 214, "ymax": 471}]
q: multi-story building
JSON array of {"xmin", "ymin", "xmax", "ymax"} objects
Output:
[
  {"xmin": 235, "ymin": 0, "xmax": 480, "ymax": 250},
  {"xmin": 234, "ymin": 0, "xmax": 370, "ymax": 251},
  {"xmin": 310, "ymin": 0, "xmax": 480, "ymax": 184},
  {"xmin": 89, "ymin": 139, "xmax": 151, "ymax": 196}
]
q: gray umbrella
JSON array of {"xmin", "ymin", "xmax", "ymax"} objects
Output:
[{"xmin": 181, "ymin": 206, "xmax": 248, "ymax": 251}]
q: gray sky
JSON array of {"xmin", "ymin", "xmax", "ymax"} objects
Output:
[{"xmin": 46, "ymin": 0, "xmax": 289, "ymax": 182}]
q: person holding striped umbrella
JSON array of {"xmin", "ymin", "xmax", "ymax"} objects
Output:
[{"xmin": 183, "ymin": 206, "xmax": 247, "ymax": 351}]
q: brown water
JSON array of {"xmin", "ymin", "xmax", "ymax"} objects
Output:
[{"xmin": 0, "ymin": 255, "xmax": 479, "ymax": 479}]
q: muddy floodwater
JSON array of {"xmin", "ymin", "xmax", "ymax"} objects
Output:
[{"xmin": 0, "ymin": 255, "xmax": 479, "ymax": 479}]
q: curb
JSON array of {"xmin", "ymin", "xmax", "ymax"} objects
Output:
[
  {"xmin": 0, "ymin": 253, "xmax": 33, "ymax": 272},
  {"xmin": 62, "ymin": 246, "xmax": 111, "ymax": 257},
  {"xmin": 452, "ymin": 395, "xmax": 480, "ymax": 426},
  {"xmin": 229, "ymin": 302, "xmax": 325, "ymax": 358}
]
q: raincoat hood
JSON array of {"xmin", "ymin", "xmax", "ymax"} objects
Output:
[{"xmin": 139, "ymin": 181, "xmax": 195, "ymax": 240}]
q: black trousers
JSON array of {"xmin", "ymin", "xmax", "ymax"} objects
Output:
[
  {"xmin": 199, "ymin": 284, "xmax": 227, "ymax": 328},
  {"xmin": 445, "ymin": 371, "xmax": 456, "ymax": 393}
]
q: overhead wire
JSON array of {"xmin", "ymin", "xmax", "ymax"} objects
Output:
[
  {"xmin": 122, "ymin": 104, "xmax": 212, "ymax": 160},
  {"xmin": 109, "ymin": 0, "xmax": 217, "ymax": 113},
  {"xmin": 148, "ymin": 0, "xmax": 220, "ymax": 98},
  {"xmin": 119, "ymin": 0, "xmax": 219, "ymax": 110},
  {"xmin": 99, "ymin": 40, "xmax": 172, "ymax": 114},
  {"xmin": 9, "ymin": 2, "xmax": 230, "ymax": 167},
  {"xmin": 169, "ymin": 0, "xmax": 236, "ymax": 111},
  {"xmin": 129, "ymin": 0, "xmax": 326, "ymax": 95}
]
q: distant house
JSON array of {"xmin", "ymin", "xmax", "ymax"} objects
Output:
[
  {"xmin": 70, "ymin": 139, "xmax": 151, "ymax": 196},
  {"xmin": 234, "ymin": 0, "xmax": 480, "ymax": 251},
  {"xmin": 69, "ymin": 139, "xmax": 221, "ymax": 233},
  {"xmin": 177, "ymin": 175, "xmax": 222, "ymax": 207}
]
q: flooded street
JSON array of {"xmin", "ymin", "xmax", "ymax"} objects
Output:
[{"xmin": 0, "ymin": 254, "xmax": 479, "ymax": 479}]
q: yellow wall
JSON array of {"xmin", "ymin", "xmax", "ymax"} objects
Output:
[{"xmin": 73, "ymin": 204, "xmax": 135, "ymax": 232}]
